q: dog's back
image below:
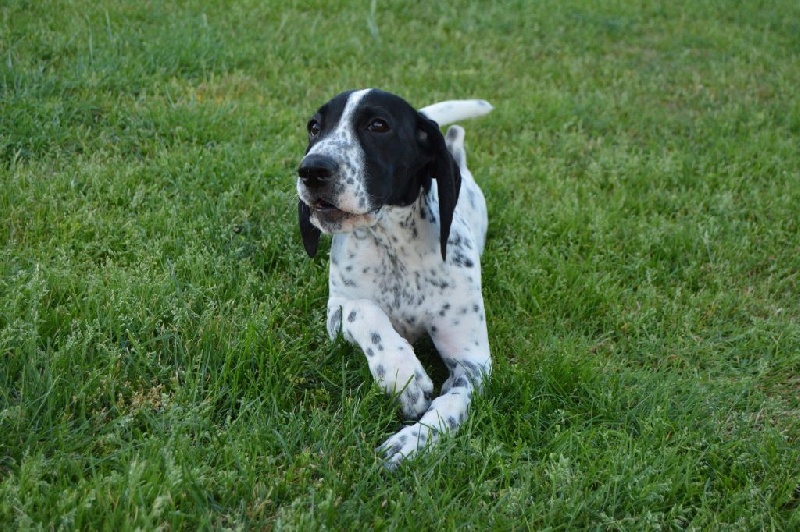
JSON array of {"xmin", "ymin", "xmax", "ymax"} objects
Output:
[{"xmin": 443, "ymin": 124, "xmax": 488, "ymax": 255}]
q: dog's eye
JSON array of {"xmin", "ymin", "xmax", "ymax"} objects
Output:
[
  {"xmin": 366, "ymin": 118, "xmax": 390, "ymax": 133},
  {"xmin": 308, "ymin": 119, "xmax": 322, "ymax": 138}
]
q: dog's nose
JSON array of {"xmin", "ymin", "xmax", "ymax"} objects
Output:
[{"xmin": 298, "ymin": 154, "xmax": 339, "ymax": 187}]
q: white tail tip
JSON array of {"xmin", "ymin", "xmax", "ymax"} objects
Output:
[{"xmin": 419, "ymin": 99, "xmax": 493, "ymax": 126}]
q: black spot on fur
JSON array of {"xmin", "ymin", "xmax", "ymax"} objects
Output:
[
  {"xmin": 452, "ymin": 252, "xmax": 474, "ymax": 268},
  {"xmin": 462, "ymin": 360, "xmax": 482, "ymax": 379},
  {"xmin": 348, "ymin": 310, "xmax": 358, "ymax": 322},
  {"xmin": 467, "ymin": 187, "xmax": 477, "ymax": 205},
  {"xmin": 371, "ymin": 333, "xmax": 381, "ymax": 345},
  {"xmin": 328, "ymin": 307, "xmax": 342, "ymax": 332},
  {"xmin": 453, "ymin": 376, "xmax": 469, "ymax": 388}
]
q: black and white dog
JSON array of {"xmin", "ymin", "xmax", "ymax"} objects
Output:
[{"xmin": 296, "ymin": 89, "xmax": 492, "ymax": 467}]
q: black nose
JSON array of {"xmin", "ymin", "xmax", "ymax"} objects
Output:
[{"xmin": 298, "ymin": 154, "xmax": 339, "ymax": 187}]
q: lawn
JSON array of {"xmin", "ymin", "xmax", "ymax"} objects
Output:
[{"xmin": 2, "ymin": 0, "xmax": 799, "ymax": 528}]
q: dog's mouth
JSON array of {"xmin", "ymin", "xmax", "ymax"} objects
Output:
[
  {"xmin": 307, "ymin": 198, "xmax": 356, "ymax": 225},
  {"xmin": 311, "ymin": 198, "xmax": 340, "ymax": 213},
  {"xmin": 304, "ymin": 197, "xmax": 382, "ymax": 232},
  {"xmin": 310, "ymin": 198, "xmax": 379, "ymax": 218}
]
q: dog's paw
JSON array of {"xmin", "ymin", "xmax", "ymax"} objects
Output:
[
  {"xmin": 397, "ymin": 367, "xmax": 434, "ymax": 419},
  {"xmin": 377, "ymin": 423, "xmax": 438, "ymax": 469},
  {"xmin": 367, "ymin": 339, "xmax": 433, "ymax": 419}
]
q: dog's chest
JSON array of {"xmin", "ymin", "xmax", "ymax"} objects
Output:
[{"xmin": 329, "ymin": 230, "xmax": 445, "ymax": 339}]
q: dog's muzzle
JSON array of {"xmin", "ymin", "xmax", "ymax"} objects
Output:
[
  {"xmin": 297, "ymin": 154, "xmax": 342, "ymax": 214},
  {"xmin": 298, "ymin": 152, "xmax": 381, "ymax": 232},
  {"xmin": 297, "ymin": 153, "xmax": 358, "ymax": 227},
  {"xmin": 298, "ymin": 154, "xmax": 339, "ymax": 189}
]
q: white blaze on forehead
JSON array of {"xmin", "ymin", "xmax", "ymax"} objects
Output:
[
  {"xmin": 338, "ymin": 88, "xmax": 372, "ymax": 132},
  {"xmin": 308, "ymin": 88, "xmax": 372, "ymax": 154}
]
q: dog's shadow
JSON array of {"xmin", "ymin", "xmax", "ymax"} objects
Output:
[{"xmin": 412, "ymin": 335, "xmax": 451, "ymax": 394}]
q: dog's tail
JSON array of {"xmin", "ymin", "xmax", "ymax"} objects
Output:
[{"xmin": 419, "ymin": 99, "xmax": 493, "ymax": 126}]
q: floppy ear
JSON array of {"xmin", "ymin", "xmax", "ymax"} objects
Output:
[
  {"xmin": 417, "ymin": 115, "xmax": 461, "ymax": 261},
  {"xmin": 298, "ymin": 200, "xmax": 321, "ymax": 258}
]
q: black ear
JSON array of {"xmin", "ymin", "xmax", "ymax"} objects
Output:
[
  {"xmin": 418, "ymin": 115, "xmax": 461, "ymax": 261},
  {"xmin": 298, "ymin": 200, "xmax": 321, "ymax": 258}
]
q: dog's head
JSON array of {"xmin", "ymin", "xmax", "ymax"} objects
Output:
[{"xmin": 297, "ymin": 89, "xmax": 460, "ymax": 260}]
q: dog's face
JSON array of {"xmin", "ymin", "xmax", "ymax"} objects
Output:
[{"xmin": 297, "ymin": 89, "xmax": 460, "ymax": 259}]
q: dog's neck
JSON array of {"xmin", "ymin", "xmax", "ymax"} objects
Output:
[{"xmin": 358, "ymin": 191, "xmax": 440, "ymax": 260}]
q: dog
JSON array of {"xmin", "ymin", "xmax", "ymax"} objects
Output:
[{"xmin": 296, "ymin": 89, "xmax": 492, "ymax": 467}]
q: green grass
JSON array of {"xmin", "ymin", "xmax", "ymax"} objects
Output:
[{"xmin": 2, "ymin": 0, "xmax": 799, "ymax": 528}]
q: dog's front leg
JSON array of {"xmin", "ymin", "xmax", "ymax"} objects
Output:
[
  {"xmin": 377, "ymin": 305, "xmax": 491, "ymax": 468},
  {"xmin": 327, "ymin": 297, "xmax": 434, "ymax": 420}
]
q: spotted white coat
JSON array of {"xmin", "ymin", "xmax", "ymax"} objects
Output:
[{"xmin": 297, "ymin": 89, "xmax": 492, "ymax": 467}]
